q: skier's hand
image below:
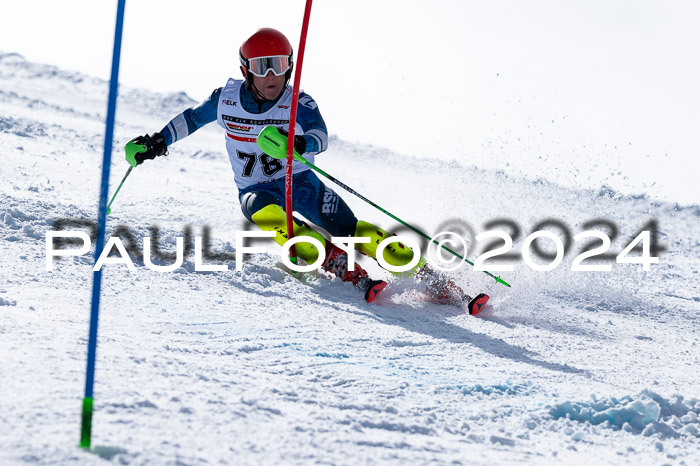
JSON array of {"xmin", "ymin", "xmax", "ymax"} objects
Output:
[
  {"xmin": 125, "ymin": 132, "xmax": 168, "ymax": 167},
  {"xmin": 277, "ymin": 127, "xmax": 307, "ymax": 155}
]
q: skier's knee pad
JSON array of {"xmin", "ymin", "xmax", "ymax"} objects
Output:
[
  {"xmin": 240, "ymin": 191, "xmax": 282, "ymax": 222},
  {"xmin": 250, "ymin": 204, "xmax": 327, "ymax": 264},
  {"xmin": 353, "ymin": 220, "xmax": 420, "ymax": 268}
]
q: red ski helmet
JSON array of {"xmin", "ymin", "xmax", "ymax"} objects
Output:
[{"xmin": 239, "ymin": 28, "xmax": 293, "ymax": 82}]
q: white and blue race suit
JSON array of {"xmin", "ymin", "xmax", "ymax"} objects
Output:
[{"xmin": 159, "ymin": 79, "xmax": 357, "ymax": 237}]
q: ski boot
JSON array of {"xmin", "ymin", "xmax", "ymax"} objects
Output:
[
  {"xmin": 322, "ymin": 243, "xmax": 387, "ymax": 303},
  {"xmin": 251, "ymin": 204, "xmax": 387, "ymax": 303},
  {"xmin": 416, "ymin": 265, "xmax": 489, "ymax": 315}
]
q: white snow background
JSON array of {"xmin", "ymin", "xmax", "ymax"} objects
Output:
[{"xmin": 1, "ymin": 3, "xmax": 700, "ymax": 464}]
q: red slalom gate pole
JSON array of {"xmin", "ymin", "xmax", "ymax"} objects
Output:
[{"xmin": 285, "ymin": 0, "xmax": 313, "ymax": 266}]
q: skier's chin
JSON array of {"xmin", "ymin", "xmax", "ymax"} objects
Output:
[{"xmin": 263, "ymin": 86, "xmax": 281, "ymax": 100}]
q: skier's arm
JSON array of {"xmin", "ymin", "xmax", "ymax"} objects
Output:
[
  {"xmin": 125, "ymin": 88, "xmax": 221, "ymax": 166},
  {"xmin": 296, "ymin": 92, "xmax": 328, "ymax": 155},
  {"xmin": 160, "ymin": 87, "xmax": 221, "ymax": 145}
]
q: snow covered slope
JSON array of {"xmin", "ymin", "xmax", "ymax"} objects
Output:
[{"xmin": 1, "ymin": 52, "xmax": 699, "ymax": 465}]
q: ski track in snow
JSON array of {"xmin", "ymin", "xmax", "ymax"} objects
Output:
[{"xmin": 1, "ymin": 52, "xmax": 699, "ymax": 465}]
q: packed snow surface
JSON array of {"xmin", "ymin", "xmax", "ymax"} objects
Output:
[{"xmin": 1, "ymin": 52, "xmax": 699, "ymax": 465}]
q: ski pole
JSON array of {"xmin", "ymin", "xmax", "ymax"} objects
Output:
[
  {"xmin": 257, "ymin": 127, "xmax": 511, "ymax": 287},
  {"xmin": 302, "ymin": 156, "xmax": 510, "ymax": 287},
  {"xmin": 105, "ymin": 166, "xmax": 132, "ymax": 215}
]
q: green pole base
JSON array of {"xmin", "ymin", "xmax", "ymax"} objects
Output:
[
  {"xmin": 79, "ymin": 397, "xmax": 93, "ymax": 449},
  {"xmin": 289, "ymin": 254, "xmax": 299, "ymax": 275}
]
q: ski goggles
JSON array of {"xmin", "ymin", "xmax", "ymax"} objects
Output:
[{"xmin": 245, "ymin": 55, "xmax": 292, "ymax": 77}]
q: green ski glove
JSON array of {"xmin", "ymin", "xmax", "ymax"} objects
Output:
[{"xmin": 125, "ymin": 132, "xmax": 168, "ymax": 167}]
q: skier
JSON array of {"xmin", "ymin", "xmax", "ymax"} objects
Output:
[{"xmin": 125, "ymin": 28, "xmax": 488, "ymax": 313}]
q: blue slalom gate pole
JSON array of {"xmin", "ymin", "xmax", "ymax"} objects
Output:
[{"xmin": 81, "ymin": 0, "xmax": 126, "ymax": 449}]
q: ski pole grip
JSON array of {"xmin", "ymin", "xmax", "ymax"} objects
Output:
[
  {"xmin": 257, "ymin": 126, "xmax": 304, "ymax": 161},
  {"xmin": 125, "ymin": 140, "xmax": 147, "ymax": 167}
]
